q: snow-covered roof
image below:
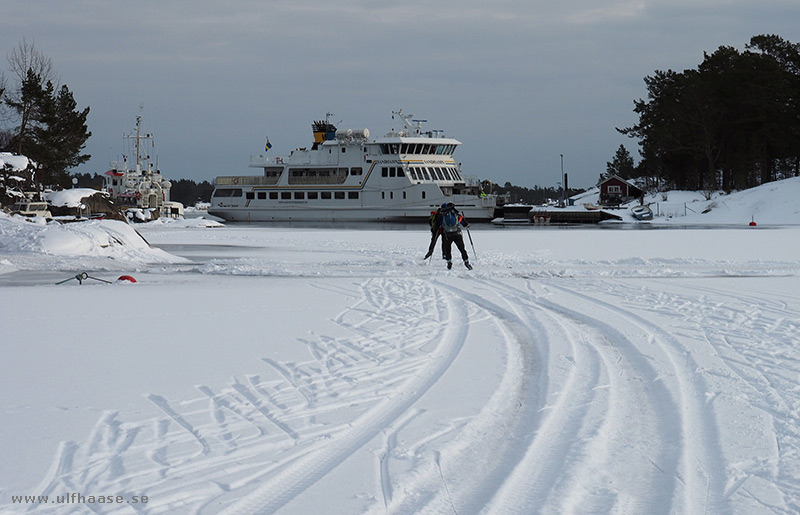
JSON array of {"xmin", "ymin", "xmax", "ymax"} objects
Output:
[
  {"xmin": 0, "ymin": 152, "xmax": 32, "ymax": 172},
  {"xmin": 44, "ymin": 188, "xmax": 108, "ymax": 208}
]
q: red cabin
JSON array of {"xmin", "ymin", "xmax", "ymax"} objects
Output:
[{"xmin": 598, "ymin": 175, "xmax": 644, "ymax": 206}]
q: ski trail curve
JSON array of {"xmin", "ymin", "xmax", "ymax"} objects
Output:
[
  {"xmin": 383, "ymin": 277, "xmax": 727, "ymax": 514},
  {"xmin": 581, "ymin": 278, "xmax": 800, "ymax": 511},
  {"xmin": 219, "ymin": 279, "xmax": 469, "ymax": 514},
  {"xmin": 525, "ymin": 280, "xmax": 727, "ymax": 514},
  {"xmin": 380, "ymin": 280, "xmax": 547, "ymax": 514}
]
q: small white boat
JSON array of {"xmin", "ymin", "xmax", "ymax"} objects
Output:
[{"xmin": 630, "ymin": 205, "xmax": 653, "ymax": 220}]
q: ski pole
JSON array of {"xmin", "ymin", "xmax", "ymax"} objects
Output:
[
  {"xmin": 466, "ymin": 227, "xmax": 477, "ymax": 260},
  {"xmin": 424, "ymin": 232, "xmax": 439, "ymax": 264}
]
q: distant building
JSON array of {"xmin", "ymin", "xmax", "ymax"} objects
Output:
[{"xmin": 598, "ymin": 175, "xmax": 644, "ymax": 206}]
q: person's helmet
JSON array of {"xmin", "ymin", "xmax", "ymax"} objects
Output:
[
  {"xmin": 446, "ymin": 202, "xmax": 455, "ymax": 208},
  {"xmin": 430, "ymin": 211, "xmax": 437, "ymax": 215},
  {"xmin": 441, "ymin": 203, "xmax": 448, "ymax": 209}
]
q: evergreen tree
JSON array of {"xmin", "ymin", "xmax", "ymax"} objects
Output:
[
  {"xmin": 605, "ymin": 145, "xmax": 635, "ymax": 179},
  {"xmin": 620, "ymin": 34, "xmax": 800, "ymax": 190},
  {"xmin": 494, "ymin": 182, "xmax": 582, "ymax": 205},
  {"xmin": 0, "ymin": 78, "xmax": 13, "ymax": 151},
  {"xmin": 4, "ymin": 69, "xmax": 50, "ymax": 156},
  {"xmin": 35, "ymin": 83, "xmax": 91, "ymax": 188},
  {"xmin": 2, "ymin": 40, "xmax": 91, "ymax": 190},
  {"xmin": 746, "ymin": 35, "xmax": 800, "ymax": 179},
  {"xmin": 71, "ymin": 172, "xmax": 104, "ymax": 190},
  {"xmin": 168, "ymin": 178, "xmax": 215, "ymax": 206},
  {"xmin": 4, "ymin": 69, "xmax": 91, "ymax": 189},
  {"xmin": 195, "ymin": 180, "xmax": 214, "ymax": 203}
]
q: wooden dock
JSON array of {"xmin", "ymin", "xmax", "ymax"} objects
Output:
[
  {"xmin": 540, "ymin": 210, "xmax": 622, "ymax": 224},
  {"xmin": 497, "ymin": 205, "xmax": 623, "ymax": 224}
]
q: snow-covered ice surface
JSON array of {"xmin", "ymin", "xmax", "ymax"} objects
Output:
[{"xmin": 2, "ymin": 180, "xmax": 800, "ymax": 514}]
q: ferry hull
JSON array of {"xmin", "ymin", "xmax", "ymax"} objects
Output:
[{"xmin": 209, "ymin": 198, "xmax": 497, "ymax": 223}]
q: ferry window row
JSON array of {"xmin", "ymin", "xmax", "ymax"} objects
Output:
[
  {"xmin": 381, "ymin": 191, "xmax": 408, "ymax": 200},
  {"xmin": 289, "ymin": 167, "xmax": 362, "ymax": 178},
  {"xmin": 246, "ymin": 191, "xmax": 360, "ymax": 200},
  {"xmin": 408, "ymin": 166, "xmax": 463, "ymax": 182},
  {"xmin": 381, "ymin": 167, "xmax": 406, "ymax": 178},
  {"xmin": 213, "ymin": 188, "xmax": 243, "ymax": 197},
  {"xmin": 378, "ymin": 143, "xmax": 456, "ymax": 155}
]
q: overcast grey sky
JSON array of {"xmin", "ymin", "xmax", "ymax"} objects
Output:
[{"xmin": 2, "ymin": 0, "xmax": 799, "ymax": 189}]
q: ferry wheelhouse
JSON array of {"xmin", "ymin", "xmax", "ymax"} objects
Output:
[{"xmin": 208, "ymin": 111, "xmax": 499, "ymax": 222}]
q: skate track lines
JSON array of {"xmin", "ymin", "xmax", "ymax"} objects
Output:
[
  {"xmin": 384, "ymin": 279, "xmax": 722, "ymax": 514},
  {"xmin": 14, "ymin": 276, "xmax": 799, "ymax": 513},
  {"xmin": 23, "ymin": 278, "xmax": 473, "ymax": 514}
]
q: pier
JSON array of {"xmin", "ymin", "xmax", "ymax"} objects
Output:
[{"xmin": 497, "ymin": 205, "xmax": 623, "ymax": 224}]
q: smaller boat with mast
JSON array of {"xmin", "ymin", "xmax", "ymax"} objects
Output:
[{"xmin": 102, "ymin": 112, "xmax": 183, "ymax": 220}]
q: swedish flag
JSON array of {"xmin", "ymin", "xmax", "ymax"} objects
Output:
[{"xmin": 265, "ymin": 137, "xmax": 272, "ymax": 152}]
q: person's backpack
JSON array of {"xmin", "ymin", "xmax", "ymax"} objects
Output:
[
  {"xmin": 429, "ymin": 211, "xmax": 438, "ymax": 230},
  {"xmin": 442, "ymin": 209, "xmax": 460, "ymax": 233}
]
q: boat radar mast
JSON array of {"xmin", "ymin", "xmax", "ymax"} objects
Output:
[
  {"xmin": 124, "ymin": 112, "xmax": 155, "ymax": 175},
  {"xmin": 391, "ymin": 109, "xmax": 443, "ymax": 137}
]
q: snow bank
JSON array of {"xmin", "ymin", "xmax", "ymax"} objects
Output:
[
  {"xmin": 676, "ymin": 177, "xmax": 800, "ymax": 225},
  {"xmin": 144, "ymin": 216, "xmax": 224, "ymax": 228},
  {"xmin": 0, "ymin": 213, "xmax": 186, "ymax": 271},
  {"xmin": 44, "ymin": 188, "xmax": 107, "ymax": 208},
  {"xmin": 630, "ymin": 178, "xmax": 800, "ymax": 225},
  {"xmin": 579, "ymin": 177, "xmax": 800, "ymax": 225}
]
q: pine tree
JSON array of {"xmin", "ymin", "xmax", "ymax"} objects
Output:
[
  {"xmin": 620, "ymin": 34, "xmax": 800, "ymax": 190},
  {"xmin": 4, "ymin": 69, "xmax": 50, "ymax": 156},
  {"xmin": 605, "ymin": 145, "xmax": 635, "ymax": 180},
  {"xmin": 4, "ymin": 69, "xmax": 91, "ymax": 189},
  {"xmin": 35, "ymin": 83, "xmax": 91, "ymax": 188}
]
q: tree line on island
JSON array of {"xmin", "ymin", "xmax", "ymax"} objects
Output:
[
  {"xmin": 2, "ymin": 35, "xmax": 799, "ymax": 209},
  {"xmin": 617, "ymin": 34, "xmax": 800, "ymax": 191}
]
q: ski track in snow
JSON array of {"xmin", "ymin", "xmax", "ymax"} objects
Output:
[
  {"xmin": 13, "ymin": 277, "xmax": 469, "ymax": 514},
  {"xmin": 6, "ymin": 269, "xmax": 800, "ymax": 513}
]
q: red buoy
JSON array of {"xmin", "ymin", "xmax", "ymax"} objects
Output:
[
  {"xmin": 749, "ymin": 221, "xmax": 757, "ymax": 227},
  {"xmin": 117, "ymin": 275, "xmax": 137, "ymax": 283}
]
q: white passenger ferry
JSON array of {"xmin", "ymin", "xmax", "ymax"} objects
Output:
[{"xmin": 208, "ymin": 111, "xmax": 500, "ymax": 222}]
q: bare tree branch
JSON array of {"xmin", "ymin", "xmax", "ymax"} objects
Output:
[{"xmin": 7, "ymin": 37, "xmax": 56, "ymax": 85}]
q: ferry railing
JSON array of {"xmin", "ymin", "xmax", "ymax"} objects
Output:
[
  {"xmin": 249, "ymin": 155, "xmax": 285, "ymax": 166},
  {"xmin": 287, "ymin": 175, "xmax": 348, "ymax": 185}
]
